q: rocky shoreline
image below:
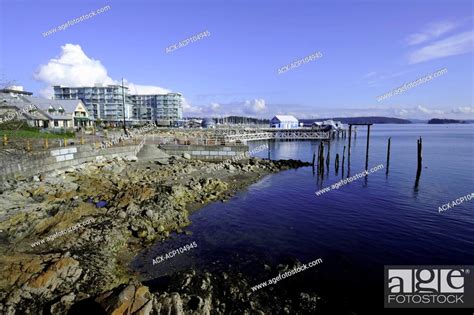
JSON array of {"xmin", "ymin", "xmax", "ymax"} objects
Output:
[{"xmin": 0, "ymin": 154, "xmax": 319, "ymax": 314}]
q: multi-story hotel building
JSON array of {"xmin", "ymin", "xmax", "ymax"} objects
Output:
[
  {"xmin": 53, "ymin": 85, "xmax": 183, "ymax": 124},
  {"xmin": 53, "ymin": 84, "xmax": 132, "ymax": 123},
  {"xmin": 130, "ymin": 93, "xmax": 183, "ymax": 122}
]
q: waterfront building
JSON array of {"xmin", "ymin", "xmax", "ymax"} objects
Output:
[
  {"xmin": 129, "ymin": 93, "xmax": 183, "ymax": 124},
  {"xmin": 53, "ymin": 84, "xmax": 133, "ymax": 124},
  {"xmin": 270, "ymin": 115, "xmax": 299, "ymax": 129},
  {"xmin": 0, "ymin": 93, "xmax": 33, "ymax": 123},
  {"xmin": 23, "ymin": 96, "xmax": 92, "ymax": 129},
  {"xmin": 0, "ymin": 86, "xmax": 33, "ymax": 97},
  {"xmin": 0, "ymin": 92, "xmax": 91, "ymax": 129},
  {"xmin": 54, "ymin": 85, "xmax": 183, "ymax": 125}
]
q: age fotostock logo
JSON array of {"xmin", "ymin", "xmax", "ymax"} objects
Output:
[{"xmin": 384, "ymin": 266, "xmax": 474, "ymax": 308}]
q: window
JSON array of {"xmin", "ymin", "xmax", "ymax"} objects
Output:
[{"xmin": 54, "ymin": 121, "xmax": 59, "ymax": 127}]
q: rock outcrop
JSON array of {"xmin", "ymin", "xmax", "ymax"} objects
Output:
[{"xmin": 0, "ymin": 155, "xmax": 313, "ymax": 314}]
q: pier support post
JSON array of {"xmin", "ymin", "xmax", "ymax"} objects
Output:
[
  {"xmin": 348, "ymin": 125, "xmax": 352, "ymax": 159},
  {"xmin": 268, "ymin": 139, "xmax": 271, "ymax": 160},
  {"xmin": 342, "ymin": 145, "xmax": 346, "ymax": 169},
  {"xmin": 386, "ymin": 137, "xmax": 391, "ymax": 174},
  {"xmin": 415, "ymin": 137, "xmax": 423, "ymax": 185},
  {"xmin": 335, "ymin": 153, "xmax": 340, "ymax": 173},
  {"xmin": 365, "ymin": 125, "xmax": 371, "ymax": 171},
  {"xmin": 326, "ymin": 141, "xmax": 330, "ymax": 171},
  {"xmin": 326, "ymin": 149, "xmax": 330, "ymax": 171},
  {"xmin": 318, "ymin": 141, "xmax": 325, "ymax": 175}
]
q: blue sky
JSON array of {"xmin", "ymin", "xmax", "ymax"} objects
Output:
[{"xmin": 0, "ymin": 0, "xmax": 472, "ymax": 119}]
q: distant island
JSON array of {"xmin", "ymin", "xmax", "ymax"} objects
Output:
[
  {"xmin": 427, "ymin": 118, "xmax": 469, "ymax": 124},
  {"xmin": 300, "ymin": 116, "xmax": 412, "ymax": 125}
]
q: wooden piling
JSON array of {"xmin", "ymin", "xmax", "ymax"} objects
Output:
[
  {"xmin": 335, "ymin": 153, "xmax": 340, "ymax": 173},
  {"xmin": 386, "ymin": 137, "xmax": 391, "ymax": 174},
  {"xmin": 319, "ymin": 141, "xmax": 325, "ymax": 175},
  {"xmin": 365, "ymin": 125, "xmax": 371, "ymax": 171},
  {"xmin": 268, "ymin": 140, "xmax": 271, "ymax": 160},
  {"xmin": 317, "ymin": 143, "xmax": 321, "ymax": 171},
  {"xmin": 326, "ymin": 141, "xmax": 330, "ymax": 170},
  {"xmin": 416, "ymin": 137, "xmax": 423, "ymax": 182},
  {"xmin": 348, "ymin": 125, "xmax": 352, "ymax": 159},
  {"xmin": 342, "ymin": 145, "xmax": 346, "ymax": 169},
  {"xmin": 44, "ymin": 138, "xmax": 49, "ymax": 149}
]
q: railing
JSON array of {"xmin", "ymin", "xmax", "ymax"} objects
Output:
[
  {"xmin": 144, "ymin": 135, "xmax": 242, "ymax": 146},
  {"xmin": 223, "ymin": 129, "xmax": 331, "ymax": 141}
]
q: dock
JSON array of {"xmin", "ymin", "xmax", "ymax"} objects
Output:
[{"xmin": 216, "ymin": 128, "xmax": 333, "ymax": 143}]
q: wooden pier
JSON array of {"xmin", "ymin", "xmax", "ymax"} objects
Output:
[{"xmin": 221, "ymin": 128, "xmax": 332, "ymax": 142}]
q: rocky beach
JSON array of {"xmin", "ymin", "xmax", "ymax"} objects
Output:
[{"xmin": 0, "ymin": 153, "xmax": 319, "ymax": 314}]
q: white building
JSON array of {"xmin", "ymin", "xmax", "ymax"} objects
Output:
[
  {"xmin": 54, "ymin": 85, "xmax": 183, "ymax": 125},
  {"xmin": 130, "ymin": 92, "xmax": 183, "ymax": 123},
  {"xmin": 270, "ymin": 115, "xmax": 299, "ymax": 129},
  {"xmin": 0, "ymin": 92, "xmax": 92, "ymax": 130},
  {"xmin": 23, "ymin": 96, "xmax": 92, "ymax": 129},
  {"xmin": 54, "ymin": 84, "xmax": 132, "ymax": 124}
]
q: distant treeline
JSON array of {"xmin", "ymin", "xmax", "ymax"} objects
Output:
[{"xmin": 427, "ymin": 119, "xmax": 472, "ymax": 124}]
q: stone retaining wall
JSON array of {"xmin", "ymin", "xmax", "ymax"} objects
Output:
[
  {"xmin": 160, "ymin": 144, "xmax": 248, "ymax": 161},
  {"xmin": 0, "ymin": 144, "xmax": 142, "ymax": 181}
]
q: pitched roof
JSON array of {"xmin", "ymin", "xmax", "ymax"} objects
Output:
[
  {"xmin": 272, "ymin": 115, "xmax": 298, "ymax": 122},
  {"xmin": 0, "ymin": 93, "xmax": 29, "ymax": 110},
  {"xmin": 21, "ymin": 96, "xmax": 83, "ymax": 113}
]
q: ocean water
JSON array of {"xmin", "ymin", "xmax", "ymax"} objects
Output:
[{"xmin": 132, "ymin": 124, "xmax": 474, "ymax": 313}]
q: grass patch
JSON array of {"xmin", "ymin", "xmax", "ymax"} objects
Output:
[
  {"xmin": 0, "ymin": 130, "xmax": 75, "ymax": 139},
  {"xmin": 0, "ymin": 122, "xmax": 75, "ymax": 139}
]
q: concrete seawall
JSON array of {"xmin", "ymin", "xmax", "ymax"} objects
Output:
[
  {"xmin": 160, "ymin": 144, "xmax": 248, "ymax": 160},
  {"xmin": 0, "ymin": 144, "xmax": 142, "ymax": 180}
]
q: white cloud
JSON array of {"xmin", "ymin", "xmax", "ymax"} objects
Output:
[
  {"xmin": 451, "ymin": 106, "xmax": 474, "ymax": 114},
  {"xmin": 182, "ymin": 99, "xmax": 267, "ymax": 117},
  {"xmin": 244, "ymin": 98, "xmax": 266, "ymax": 114},
  {"xmin": 415, "ymin": 105, "xmax": 445, "ymax": 115},
  {"xmin": 210, "ymin": 102, "xmax": 220, "ymax": 111},
  {"xmin": 34, "ymin": 44, "xmax": 114, "ymax": 97},
  {"xmin": 127, "ymin": 83, "xmax": 171, "ymax": 95},
  {"xmin": 181, "ymin": 97, "xmax": 204, "ymax": 115},
  {"xmin": 363, "ymin": 69, "xmax": 413, "ymax": 87},
  {"xmin": 407, "ymin": 31, "xmax": 474, "ymax": 64},
  {"xmin": 406, "ymin": 20, "xmax": 460, "ymax": 46},
  {"xmin": 34, "ymin": 43, "xmax": 171, "ymax": 98},
  {"xmin": 363, "ymin": 71, "xmax": 377, "ymax": 78}
]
